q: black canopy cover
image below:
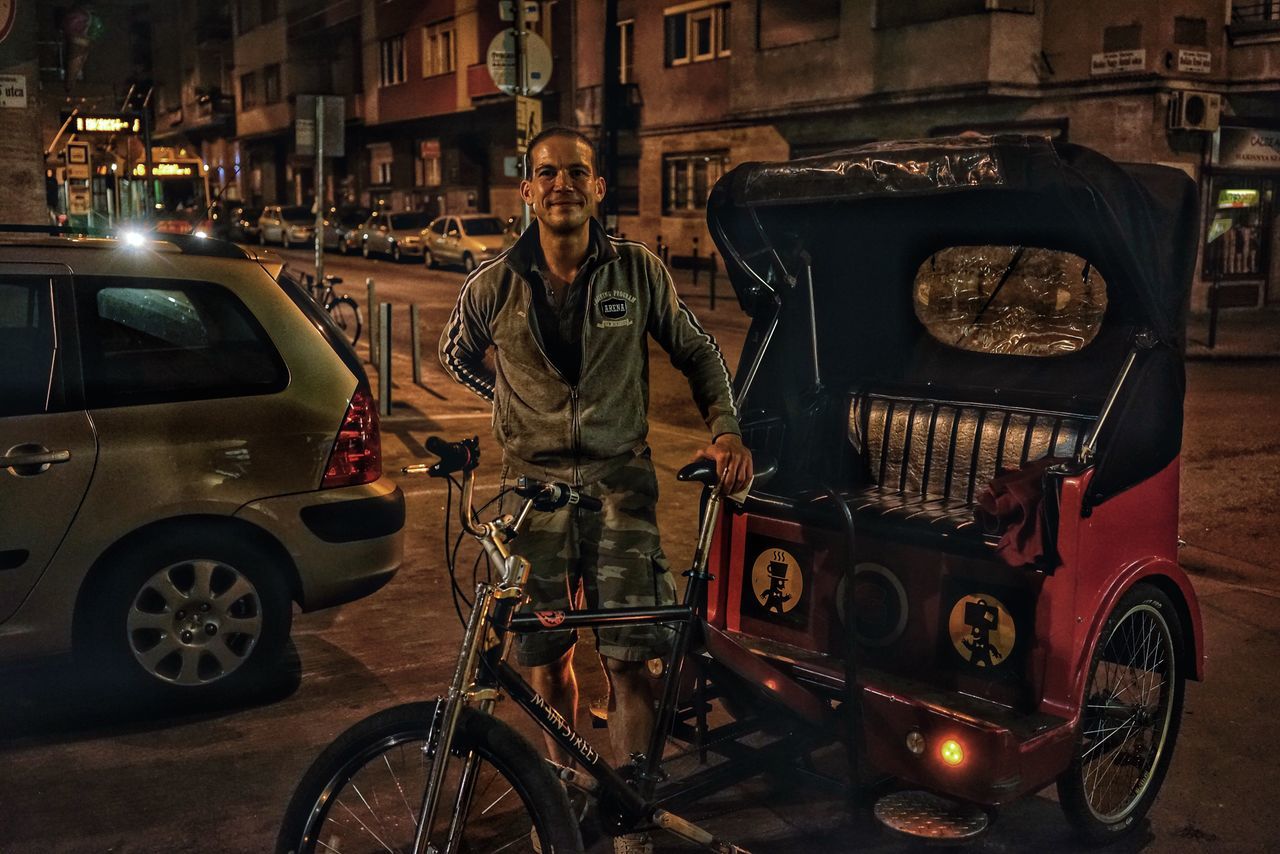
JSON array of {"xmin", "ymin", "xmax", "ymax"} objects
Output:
[{"xmin": 706, "ymin": 135, "xmax": 1199, "ymax": 505}]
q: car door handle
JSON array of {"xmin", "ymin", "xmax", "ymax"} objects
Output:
[{"xmin": 2, "ymin": 446, "xmax": 72, "ymax": 471}]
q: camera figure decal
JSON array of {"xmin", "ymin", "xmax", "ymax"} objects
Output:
[{"xmin": 948, "ymin": 594, "xmax": 1016, "ymax": 668}]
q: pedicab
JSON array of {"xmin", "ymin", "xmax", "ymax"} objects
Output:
[{"xmin": 700, "ymin": 134, "xmax": 1204, "ymax": 843}]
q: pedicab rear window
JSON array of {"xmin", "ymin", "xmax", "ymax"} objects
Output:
[{"xmin": 912, "ymin": 246, "xmax": 1108, "ymax": 356}]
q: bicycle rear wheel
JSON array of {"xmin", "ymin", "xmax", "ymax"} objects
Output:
[
  {"xmin": 278, "ymin": 701, "xmax": 582, "ymax": 854},
  {"xmin": 328, "ymin": 296, "xmax": 362, "ymax": 347}
]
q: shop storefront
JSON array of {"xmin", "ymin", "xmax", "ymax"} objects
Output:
[{"xmin": 1206, "ymin": 125, "xmax": 1280, "ymax": 308}]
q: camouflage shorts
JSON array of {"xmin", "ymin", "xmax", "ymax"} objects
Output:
[{"xmin": 510, "ymin": 452, "xmax": 677, "ymax": 667}]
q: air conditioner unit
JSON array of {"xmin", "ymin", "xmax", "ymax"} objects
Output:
[{"xmin": 1169, "ymin": 91, "xmax": 1221, "ymax": 132}]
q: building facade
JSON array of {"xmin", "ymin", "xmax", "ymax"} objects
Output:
[{"xmin": 575, "ymin": 0, "xmax": 1280, "ymax": 311}]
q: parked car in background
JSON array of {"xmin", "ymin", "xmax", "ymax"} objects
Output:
[
  {"xmin": 323, "ymin": 206, "xmax": 371, "ymax": 255},
  {"xmin": 0, "ymin": 230, "xmax": 404, "ymax": 703},
  {"xmin": 359, "ymin": 210, "xmax": 431, "ymax": 262},
  {"xmin": 259, "ymin": 205, "xmax": 318, "ymax": 248},
  {"xmin": 230, "ymin": 206, "xmax": 263, "ymax": 243},
  {"xmin": 423, "ymin": 214, "xmax": 512, "ymax": 273}
]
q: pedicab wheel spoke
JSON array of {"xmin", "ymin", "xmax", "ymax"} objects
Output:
[{"xmin": 1057, "ymin": 583, "xmax": 1185, "ymax": 843}]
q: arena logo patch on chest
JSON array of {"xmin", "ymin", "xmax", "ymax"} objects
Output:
[{"xmin": 595, "ymin": 290, "xmax": 635, "ymax": 328}]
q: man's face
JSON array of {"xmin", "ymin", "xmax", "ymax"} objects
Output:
[{"xmin": 521, "ymin": 135, "xmax": 606, "ymax": 235}]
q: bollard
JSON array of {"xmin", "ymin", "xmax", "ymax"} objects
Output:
[
  {"xmin": 378, "ymin": 302, "xmax": 392, "ymax": 417},
  {"xmin": 366, "ymin": 277, "xmax": 378, "ymax": 364},
  {"xmin": 1208, "ymin": 280, "xmax": 1220, "ymax": 349},
  {"xmin": 709, "ymin": 252, "xmax": 717, "ymax": 311},
  {"xmin": 691, "ymin": 236, "xmax": 701, "ymax": 287},
  {"xmin": 410, "ymin": 303, "xmax": 423, "ymax": 385}
]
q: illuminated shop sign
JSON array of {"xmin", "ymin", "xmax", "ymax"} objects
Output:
[
  {"xmin": 133, "ymin": 162, "xmax": 196, "ymax": 177},
  {"xmin": 1217, "ymin": 188, "xmax": 1260, "ymax": 208},
  {"xmin": 73, "ymin": 115, "xmax": 142, "ymax": 134}
]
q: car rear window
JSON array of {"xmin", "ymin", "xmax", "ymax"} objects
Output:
[
  {"xmin": 463, "ymin": 217, "xmax": 504, "ymax": 236},
  {"xmin": 283, "ymin": 206, "xmax": 313, "ymax": 222},
  {"xmin": 390, "ymin": 212, "xmax": 429, "ymax": 230},
  {"xmin": 75, "ymin": 277, "xmax": 287, "ymax": 408},
  {"xmin": 0, "ymin": 277, "xmax": 56, "ymax": 417},
  {"xmin": 912, "ymin": 245, "xmax": 1108, "ymax": 356}
]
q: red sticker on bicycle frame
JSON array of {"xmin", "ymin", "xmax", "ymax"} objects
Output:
[{"xmin": 535, "ymin": 610, "xmax": 566, "ymax": 627}]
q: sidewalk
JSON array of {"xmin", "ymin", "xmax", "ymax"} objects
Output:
[{"xmin": 1185, "ymin": 308, "xmax": 1280, "ymax": 360}]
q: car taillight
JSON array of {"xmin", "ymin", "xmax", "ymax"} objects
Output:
[{"xmin": 322, "ymin": 387, "xmax": 382, "ymax": 488}]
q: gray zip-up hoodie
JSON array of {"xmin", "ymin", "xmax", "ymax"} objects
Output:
[{"xmin": 439, "ymin": 220, "xmax": 740, "ymax": 484}]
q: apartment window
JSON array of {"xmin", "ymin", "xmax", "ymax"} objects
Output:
[
  {"xmin": 236, "ymin": 0, "xmax": 259, "ymax": 34},
  {"xmin": 665, "ymin": 2, "xmax": 730, "ymax": 66},
  {"xmin": 619, "ymin": 19, "xmax": 635, "ymax": 84},
  {"xmin": 263, "ymin": 63, "xmax": 281, "ymax": 104},
  {"xmin": 416, "ymin": 140, "xmax": 442, "ymax": 186},
  {"xmin": 1103, "ymin": 23, "xmax": 1142, "ymax": 51},
  {"xmin": 423, "ymin": 20, "xmax": 456, "ymax": 77},
  {"xmin": 662, "ymin": 151, "xmax": 727, "ymax": 213},
  {"xmin": 260, "ymin": 0, "xmax": 278, "ymax": 24},
  {"xmin": 379, "ymin": 35, "xmax": 406, "ymax": 87},
  {"xmin": 240, "ymin": 71, "xmax": 257, "ymax": 109},
  {"xmin": 1174, "ymin": 16, "xmax": 1207, "ymax": 46},
  {"xmin": 615, "ymin": 156, "xmax": 639, "ymax": 215},
  {"xmin": 369, "ymin": 143, "xmax": 394, "ymax": 186},
  {"xmin": 1232, "ymin": 1, "xmax": 1280, "ymax": 24},
  {"xmin": 759, "ymin": 0, "xmax": 840, "ymax": 49}
]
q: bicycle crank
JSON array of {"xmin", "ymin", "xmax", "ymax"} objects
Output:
[{"xmin": 652, "ymin": 809, "xmax": 752, "ymax": 853}]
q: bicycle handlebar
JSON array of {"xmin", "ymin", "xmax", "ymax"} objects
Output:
[{"xmin": 515, "ymin": 476, "xmax": 603, "ymax": 513}]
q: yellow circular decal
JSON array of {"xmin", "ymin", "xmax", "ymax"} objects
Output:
[
  {"xmin": 948, "ymin": 594, "xmax": 1015, "ymax": 667},
  {"xmin": 751, "ymin": 548, "xmax": 804, "ymax": 615}
]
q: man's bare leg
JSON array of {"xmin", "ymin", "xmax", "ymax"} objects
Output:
[
  {"xmin": 603, "ymin": 657, "xmax": 654, "ymax": 765},
  {"xmin": 528, "ymin": 646, "xmax": 578, "ymax": 766}
]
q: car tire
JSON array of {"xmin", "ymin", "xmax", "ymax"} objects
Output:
[
  {"xmin": 362, "ymin": 241, "xmax": 371, "ymax": 259},
  {"xmin": 424, "ymin": 249, "xmax": 437, "ymax": 269},
  {"xmin": 391, "ymin": 244, "xmax": 402, "ymax": 263},
  {"xmin": 463, "ymin": 252, "xmax": 476, "ymax": 274},
  {"xmin": 283, "ymin": 234, "xmax": 291, "ymax": 249},
  {"xmin": 84, "ymin": 526, "xmax": 293, "ymax": 704},
  {"xmin": 259, "ymin": 232, "xmax": 267, "ymax": 246}
]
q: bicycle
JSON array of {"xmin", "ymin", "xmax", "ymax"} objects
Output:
[
  {"xmin": 303, "ymin": 271, "xmax": 363, "ymax": 347},
  {"xmin": 278, "ymin": 436, "xmax": 836, "ymax": 854}
]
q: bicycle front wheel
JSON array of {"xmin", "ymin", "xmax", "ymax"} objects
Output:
[
  {"xmin": 278, "ymin": 701, "xmax": 582, "ymax": 854},
  {"xmin": 328, "ymin": 297, "xmax": 362, "ymax": 347}
]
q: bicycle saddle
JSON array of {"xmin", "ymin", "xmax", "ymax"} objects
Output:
[{"xmin": 676, "ymin": 452, "xmax": 778, "ymax": 490}]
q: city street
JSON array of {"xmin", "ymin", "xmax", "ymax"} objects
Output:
[{"xmin": 1, "ymin": 248, "xmax": 1277, "ymax": 852}]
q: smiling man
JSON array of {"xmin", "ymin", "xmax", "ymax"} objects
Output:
[{"xmin": 439, "ymin": 127, "xmax": 750, "ymax": 852}]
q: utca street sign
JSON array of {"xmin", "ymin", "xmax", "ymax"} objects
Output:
[{"xmin": 486, "ymin": 28, "xmax": 552, "ymax": 96}]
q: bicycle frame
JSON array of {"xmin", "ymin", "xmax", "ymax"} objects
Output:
[{"xmin": 408, "ymin": 462, "xmax": 760, "ymax": 854}]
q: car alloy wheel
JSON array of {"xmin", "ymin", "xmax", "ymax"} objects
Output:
[
  {"xmin": 362, "ymin": 241, "xmax": 371, "ymax": 259},
  {"xmin": 392, "ymin": 244, "xmax": 402, "ymax": 263},
  {"xmin": 425, "ymin": 249, "xmax": 436, "ymax": 269},
  {"xmin": 126, "ymin": 558, "xmax": 265, "ymax": 687},
  {"xmin": 463, "ymin": 253, "xmax": 476, "ymax": 273}
]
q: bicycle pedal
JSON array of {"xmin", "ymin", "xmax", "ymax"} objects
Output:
[{"xmin": 589, "ymin": 695, "xmax": 609, "ymax": 728}]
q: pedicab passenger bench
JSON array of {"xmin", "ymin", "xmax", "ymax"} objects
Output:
[{"xmin": 708, "ymin": 387, "xmax": 1097, "ymax": 804}]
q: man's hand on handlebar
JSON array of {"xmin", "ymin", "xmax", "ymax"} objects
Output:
[{"xmin": 690, "ymin": 433, "xmax": 753, "ymax": 494}]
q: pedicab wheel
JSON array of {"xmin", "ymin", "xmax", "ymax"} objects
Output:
[
  {"xmin": 1056, "ymin": 583, "xmax": 1185, "ymax": 844},
  {"xmin": 278, "ymin": 701, "xmax": 583, "ymax": 854},
  {"xmin": 874, "ymin": 791, "xmax": 989, "ymax": 844}
]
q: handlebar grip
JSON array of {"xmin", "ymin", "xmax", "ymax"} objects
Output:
[
  {"xmin": 572, "ymin": 491, "xmax": 603, "ymax": 513},
  {"xmin": 424, "ymin": 435, "xmax": 479, "ymax": 477}
]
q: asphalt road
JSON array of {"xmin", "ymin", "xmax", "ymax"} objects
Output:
[{"xmin": 1, "ymin": 247, "xmax": 1276, "ymax": 852}]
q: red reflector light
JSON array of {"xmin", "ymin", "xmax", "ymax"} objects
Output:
[{"xmin": 322, "ymin": 387, "xmax": 382, "ymax": 488}]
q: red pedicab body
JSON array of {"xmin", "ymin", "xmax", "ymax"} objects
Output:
[{"xmin": 703, "ymin": 135, "xmax": 1204, "ymax": 842}]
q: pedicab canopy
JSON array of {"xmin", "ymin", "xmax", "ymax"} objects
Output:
[{"xmin": 706, "ymin": 135, "xmax": 1199, "ymax": 505}]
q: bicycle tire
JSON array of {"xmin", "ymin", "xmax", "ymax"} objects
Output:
[
  {"xmin": 327, "ymin": 297, "xmax": 362, "ymax": 347},
  {"xmin": 1056, "ymin": 583, "xmax": 1186, "ymax": 843},
  {"xmin": 278, "ymin": 701, "xmax": 583, "ymax": 854}
]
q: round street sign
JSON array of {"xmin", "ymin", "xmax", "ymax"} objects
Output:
[
  {"xmin": 487, "ymin": 28, "xmax": 552, "ymax": 96},
  {"xmin": 0, "ymin": 0, "xmax": 17, "ymax": 45}
]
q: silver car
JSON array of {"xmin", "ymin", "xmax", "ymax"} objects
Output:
[
  {"xmin": 423, "ymin": 214, "xmax": 513, "ymax": 273},
  {"xmin": 359, "ymin": 211, "xmax": 431, "ymax": 262},
  {"xmin": 0, "ymin": 231, "xmax": 403, "ymax": 702},
  {"xmin": 259, "ymin": 205, "xmax": 317, "ymax": 248}
]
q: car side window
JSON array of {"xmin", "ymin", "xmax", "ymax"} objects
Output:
[
  {"xmin": 0, "ymin": 277, "xmax": 56, "ymax": 417},
  {"xmin": 430, "ymin": 219, "xmax": 446, "ymax": 236},
  {"xmin": 447, "ymin": 218, "xmax": 459, "ymax": 236},
  {"xmin": 75, "ymin": 277, "xmax": 287, "ymax": 409}
]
